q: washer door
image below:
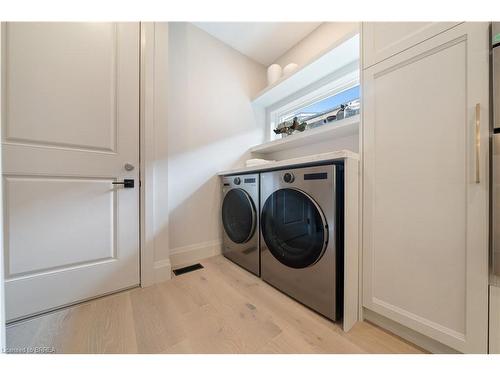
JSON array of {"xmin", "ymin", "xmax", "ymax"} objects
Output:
[
  {"xmin": 261, "ymin": 188, "xmax": 328, "ymax": 269},
  {"xmin": 222, "ymin": 188, "xmax": 257, "ymax": 244}
]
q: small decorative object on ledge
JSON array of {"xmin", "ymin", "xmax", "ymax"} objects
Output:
[
  {"xmin": 273, "ymin": 117, "xmax": 307, "ymax": 136},
  {"xmin": 283, "ymin": 63, "xmax": 299, "ymax": 76},
  {"xmin": 267, "ymin": 64, "xmax": 282, "ymax": 85}
]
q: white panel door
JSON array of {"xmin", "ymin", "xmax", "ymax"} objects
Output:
[
  {"xmin": 362, "ymin": 22, "xmax": 460, "ymax": 68},
  {"xmin": 362, "ymin": 23, "xmax": 489, "ymax": 353},
  {"xmin": 1, "ymin": 23, "xmax": 140, "ymax": 321}
]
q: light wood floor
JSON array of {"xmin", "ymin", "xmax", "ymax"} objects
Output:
[{"xmin": 6, "ymin": 255, "xmax": 426, "ymax": 354}]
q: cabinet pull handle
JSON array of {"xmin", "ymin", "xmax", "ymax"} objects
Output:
[{"xmin": 475, "ymin": 103, "xmax": 480, "ymax": 184}]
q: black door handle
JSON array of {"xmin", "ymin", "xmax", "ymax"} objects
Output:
[{"xmin": 112, "ymin": 179, "xmax": 134, "ymax": 188}]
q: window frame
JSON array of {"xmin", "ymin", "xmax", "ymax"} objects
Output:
[{"xmin": 266, "ymin": 61, "xmax": 360, "ymax": 141}]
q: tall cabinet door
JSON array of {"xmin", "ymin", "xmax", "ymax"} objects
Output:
[
  {"xmin": 362, "ymin": 23, "xmax": 489, "ymax": 353},
  {"xmin": 362, "ymin": 22, "xmax": 460, "ymax": 68}
]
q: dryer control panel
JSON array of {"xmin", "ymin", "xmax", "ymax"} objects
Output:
[{"xmin": 222, "ymin": 174, "xmax": 259, "ymax": 194}]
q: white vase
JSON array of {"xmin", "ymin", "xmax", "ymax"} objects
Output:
[
  {"xmin": 267, "ymin": 64, "xmax": 282, "ymax": 85},
  {"xmin": 283, "ymin": 63, "xmax": 298, "ymax": 76}
]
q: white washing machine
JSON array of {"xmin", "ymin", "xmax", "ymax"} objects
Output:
[
  {"xmin": 260, "ymin": 163, "xmax": 344, "ymax": 321},
  {"xmin": 221, "ymin": 173, "xmax": 260, "ymax": 276}
]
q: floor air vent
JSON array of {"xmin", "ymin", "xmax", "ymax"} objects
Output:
[{"xmin": 173, "ymin": 263, "xmax": 204, "ymax": 276}]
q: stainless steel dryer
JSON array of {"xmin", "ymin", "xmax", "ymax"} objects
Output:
[
  {"xmin": 221, "ymin": 173, "xmax": 260, "ymax": 276},
  {"xmin": 260, "ymin": 164, "xmax": 343, "ymax": 321}
]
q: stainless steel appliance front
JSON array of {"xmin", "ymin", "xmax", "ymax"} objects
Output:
[
  {"xmin": 221, "ymin": 173, "xmax": 260, "ymax": 276},
  {"xmin": 260, "ymin": 164, "xmax": 341, "ymax": 321}
]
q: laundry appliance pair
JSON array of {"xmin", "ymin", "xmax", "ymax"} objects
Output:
[{"xmin": 220, "ymin": 163, "xmax": 344, "ymax": 321}]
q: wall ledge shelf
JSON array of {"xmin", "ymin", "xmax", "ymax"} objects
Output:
[
  {"xmin": 252, "ymin": 33, "xmax": 360, "ymax": 109},
  {"xmin": 250, "ymin": 114, "xmax": 360, "ymax": 155}
]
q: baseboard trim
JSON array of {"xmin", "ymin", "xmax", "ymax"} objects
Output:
[
  {"xmin": 153, "ymin": 258, "xmax": 172, "ymax": 284},
  {"xmin": 363, "ymin": 308, "xmax": 460, "ymax": 354},
  {"xmin": 170, "ymin": 240, "xmax": 222, "ymax": 269}
]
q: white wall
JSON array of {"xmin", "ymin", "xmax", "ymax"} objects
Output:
[
  {"xmin": 273, "ymin": 22, "xmax": 360, "ymax": 69},
  {"xmin": 152, "ymin": 23, "xmax": 171, "ymax": 275},
  {"xmin": 167, "ymin": 23, "xmax": 266, "ymax": 262},
  {"xmin": 141, "ymin": 22, "xmax": 171, "ymax": 284}
]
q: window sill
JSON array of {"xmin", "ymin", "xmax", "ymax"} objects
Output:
[{"xmin": 249, "ymin": 114, "xmax": 360, "ymax": 155}]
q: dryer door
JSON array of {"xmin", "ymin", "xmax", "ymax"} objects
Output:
[
  {"xmin": 222, "ymin": 188, "xmax": 257, "ymax": 244},
  {"xmin": 261, "ymin": 188, "xmax": 328, "ymax": 269}
]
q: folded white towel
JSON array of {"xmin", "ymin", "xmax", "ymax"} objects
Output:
[{"xmin": 245, "ymin": 158, "xmax": 275, "ymax": 167}]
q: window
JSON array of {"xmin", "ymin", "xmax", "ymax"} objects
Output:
[
  {"xmin": 268, "ymin": 67, "xmax": 360, "ymax": 140},
  {"xmin": 283, "ymin": 85, "xmax": 359, "ymax": 122}
]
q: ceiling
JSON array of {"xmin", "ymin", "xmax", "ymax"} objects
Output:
[{"xmin": 192, "ymin": 22, "xmax": 322, "ymax": 66}]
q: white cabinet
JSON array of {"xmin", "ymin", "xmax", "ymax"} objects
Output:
[
  {"xmin": 362, "ymin": 23, "xmax": 490, "ymax": 353},
  {"xmin": 362, "ymin": 22, "xmax": 460, "ymax": 68}
]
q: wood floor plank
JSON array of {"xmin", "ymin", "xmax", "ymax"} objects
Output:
[
  {"xmin": 173, "ymin": 265, "xmax": 283, "ymax": 353},
  {"xmin": 6, "ymin": 308, "xmax": 69, "ymax": 353},
  {"xmin": 159, "ymin": 278, "xmax": 207, "ymax": 315},
  {"xmin": 174, "ymin": 303, "xmax": 246, "ymax": 354},
  {"xmin": 84, "ymin": 292, "xmax": 138, "ymax": 354},
  {"xmin": 344, "ymin": 321, "xmax": 426, "ymax": 354},
  {"xmin": 7, "ymin": 290, "xmax": 139, "ymax": 354},
  {"xmin": 6, "ymin": 255, "xmax": 426, "ymax": 354},
  {"xmin": 203, "ymin": 256, "xmax": 367, "ymax": 353},
  {"xmin": 129, "ymin": 284, "xmax": 186, "ymax": 353},
  {"xmin": 258, "ymin": 331, "xmax": 318, "ymax": 354},
  {"xmin": 41, "ymin": 299, "xmax": 94, "ymax": 353}
]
